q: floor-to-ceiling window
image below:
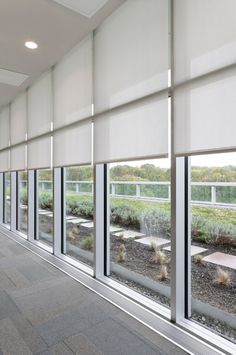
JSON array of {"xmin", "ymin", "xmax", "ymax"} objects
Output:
[
  {"xmin": 64, "ymin": 166, "xmax": 94, "ymax": 267},
  {"xmin": 3, "ymin": 172, "xmax": 11, "ymax": 226},
  {"xmin": 17, "ymin": 171, "xmax": 28, "ymax": 235},
  {"xmin": 189, "ymin": 152, "xmax": 236, "ymax": 344},
  {"xmin": 108, "ymin": 158, "xmax": 171, "ymax": 307},
  {"xmin": 36, "ymin": 169, "xmax": 53, "ymax": 247}
]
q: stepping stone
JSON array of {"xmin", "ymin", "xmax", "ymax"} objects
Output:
[
  {"xmin": 20, "ymin": 205, "xmax": 27, "ymax": 210},
  {"xmin": 39, "ymin": 210, "xmax": 51, "ymax": 215},
  {"xmin": 80, "ymin": 221, "xmax": 94, "ymax": 229},
  {"xmin": 68, "ymin": 218, "xmax": 90, "ymax": 225},
  {"xmin": 203, "ymin": 252, "xmax": 236, "ymax": 269},
  {"xmin": 113, "ymin": 230, "xmax": 145, "ymax": 240},
  {"xmin": 110, "ymin": 225, "xmax": 124, "ymax": 233},
  {"xmin": 66, "ymin": 216, "xmax": 77, "ymax": 220},
  {"xmin": 135, "ymin": 236, "xmax": 170, "ymax": 247},
  {"xmin": 163, "ymin": 245, "xmax": 207, "ymax": 256}
]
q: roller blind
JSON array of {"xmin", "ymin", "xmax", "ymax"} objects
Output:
[
  {"xmin": 174, "ymin": 0, "xmax": 236, "ymax": 83},
  {"xmin": 0, "ymin": 106, "xmax": 10, "ymax": 149},
  {"xmin": 94, "ymin": 0, "xmax": 169, "ymax": 113},
  {"xmin": 28, "ymin": 70, "xmax": 52, "ymax": 138},
  {"xmin": 28, "ymin": 136, "xmax": 51, "ymax": 170},
  {"xmin": 94, "ymin": 93, "xmax": 168, "ymax": 163},
  {"xmin": 10, "ymin": 144, "xmax": 26, "ymax": 171},
  {"xmin": 10, "ymin": 92, "xmax": 27, "ymax": 145},
  {"xmin": 53, "ymin": 34, "xmax": 92, "ymax": 129},
  {"xmin": 0, "ymin": 150, "xmax": 9, "ymax": 172},
  {"xmin": 174, "ymin": 0, "xmax": 236, "ymax": 155},
  {"xmin": 53, "ymin": 121, "xmax": 92, "ymax": 167}
]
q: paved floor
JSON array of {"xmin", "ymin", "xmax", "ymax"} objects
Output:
[{"xmin": 0, "ymin": 233, "xmax": 189, "ymax": 355}]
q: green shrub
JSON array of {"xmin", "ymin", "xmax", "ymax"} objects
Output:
[
  {"xmin": 80, "ymin": 235, "xmax": 94, "ymax": 250},
  {"xmin": 110, "ymin": 204, "xmax": 140, "ymax": 229},
  {"xmin": 20, "ymin": 188, "xmax": 28, "ymax": 205},
  {"xmin": 142, "ymin": 209, "xmax": 171, "ymax": 238},
  {"xmin": 39, "ymin": 192, "xmax": 53, "ymax": 211},
  {"xmin": 66, "ymin": 198, "xmax": 93, "ymax": 219}
]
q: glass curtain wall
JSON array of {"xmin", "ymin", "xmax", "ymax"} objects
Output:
[
  {"xmin": 190, "ymin": 153, "xmax": 236, "ymax": 344},
  {"xmin": 108, "ymin": 158, "xmax": 171, "ymax": 307},
  {"xmin": 3, "ymin": 172, "xmax": 11, "ymax": 226},
  {"xmin": 37, "ymin": 169, "xmax": 53, "ymax": 247},
  {"xmin": 64, "ymin": 166, "xmax": 94, "ymax": 267},
  {"xmin": 17, "ymin": 171, "xmax": 28, "ymax": 234}
]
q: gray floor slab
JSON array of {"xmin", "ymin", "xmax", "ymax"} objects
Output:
[
  {"xmin": 0, "ymin": 232, "xmax": 187, "ymax": 355},
  {"xmin": 203, "ymin": 252, "xmax": 236, "ymax": 269}
]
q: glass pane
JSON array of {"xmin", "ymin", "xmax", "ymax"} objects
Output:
[
  {"xmin": 4, "ymin": 172, "xmax": 11, "ymax": 226},
  {"xmin": 18, "ymin": 171, "xmax": 28, "ymax": 234},
  {"xmin": 37, "ymin": 169, "xmax": 53, "ymax": 247},
  {"xmin": 109, "ymin": 159, "xmax": 171, "ymax": 307},
  {"xmin": 64, "ymin": 166, "xmax": 94, "ymax": 267},
  {"xmin": 190, "ymin": 153, "xmax": 236, "ymax": 344}
]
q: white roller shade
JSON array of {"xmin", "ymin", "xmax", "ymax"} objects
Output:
[
  {"xmin": 53, "ymin": 34, "xmax": 92, "ymax": 129},
  {"xmin": 94, "ymin": 94, "xmax": 168, "ymax": 163},
  {"xmin": 10, "ymin": 144, "xmax": 26, "ymax": 171},
  {"xmin": 174, "ymin": 67, "xmax": 236, "ymax": 155},
  {"xmin": 10, "ymin": 92, "xmax": 27, "ymax": 144},
  {"xmin": 0, "ymin": 106, "xmax": 10, "ymax": 149},
  {"xmin": 174, "ymin": 0, "xmax": 236, "ymax": 83},
  {"xmin": 28, "ymin": 136, "xmax": 51, "ymax": 170},
  {"xmin": 53, "ymin": 121, "xmax": 92, "ymax": 167},
  {"xmin": 28, "ymin": 70, "xmax": 52, "ymax": 138},
  {"xmin": 94, "ymin": 0, "xmax": 168, "ymax": 113},
  {"xmin": 0, "ymin": 150, "xmax": 9, "ymax": 172}
]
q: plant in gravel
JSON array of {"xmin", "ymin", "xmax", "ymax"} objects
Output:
[
  {"xmin": 117, "ymin": 244, "xmax": 126, "ymax": 262},
  {"xmin": 214, "ymin": 267, "xmax": 231, "ymax": 286},
  {"xmin": 142, "ymin": 209, "xmax": 171, "ymax": 238},
  {"xmin": 80, "ymin": 235, "xmax": 94, "ymax": 250},
  {"xmin": 194, "ymin": 255, "xmax": 204, "ymax": 265},
  {"xmin": 20, "ymin": 188, "xmax": 28, "ymax": 205},
  {"xmin": 150, "ymin": 240, "xmax": 158, "ymax": 251},
  {"xmin": 151, "ymin": 248, "xmax": 167, "ymax": 264},
  {"xmin": 158, "ymin": 265, "xmax": 168, "ymax": 281}
]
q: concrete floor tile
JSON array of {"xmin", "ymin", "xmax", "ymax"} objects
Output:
[
  {"xmin": 135, "ymin": 236, "xmax": 170, "ymax": 247},
  {"xmin": 0, "ymin": 318, "xmax": 32, "ymax": 355},
  {"xmin": 65, "ymin": 334, "xmax": 103, "ymax": 355},
  {"xmin": 0, "ymin": 291, "xmax": 20, "ymax": 320}
]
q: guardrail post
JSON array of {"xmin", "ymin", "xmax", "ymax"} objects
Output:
[
  {"xmin": 211, "ymin": 186, "xmax": 216, "ymax": 204},
  {"xmin": 75, "ymin": 182, "xmax": 80, "ymax": 193},
  {"xmin": 111, "ymin": 183, "xmax": 115, "ymax": 196},
  {"xmin": 136, "ymin": 184, "xmax": 141, "ymax": 198}
]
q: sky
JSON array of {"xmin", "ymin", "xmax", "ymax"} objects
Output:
[{"xmin": 110, "ymin": 152, "xmax": 236, "ymax": 168}]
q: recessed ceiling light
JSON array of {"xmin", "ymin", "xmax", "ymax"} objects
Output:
[{"xmin": 25, "ymin": 41, "xmax": 38, "ymax": 49}]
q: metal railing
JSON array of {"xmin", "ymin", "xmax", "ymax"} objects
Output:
[{"xmin": 19, "ymin": 180, "xmax": 236, "ymax": 208}]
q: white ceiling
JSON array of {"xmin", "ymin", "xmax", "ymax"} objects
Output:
[{"xmin": 0, "ymin": 0, "xmax": 124, "ymax": 108}]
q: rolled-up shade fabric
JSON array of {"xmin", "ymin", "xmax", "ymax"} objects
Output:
[
  {"xmin": 94, "ymin": 0, "xmax": 168, "ymax": 113},
  {"xmin": 10, "ymin": 92, "xmax": 27, "ymax": 145},
  {"xmin": 28, "ymin": 70, "xmax": 52, "ymax": 139},
  {"xmin": 174, "ymin": 67, "xmax": 236, "ymax": 155},
  {"xmin": 174, "ymin": 0, "xmax": 236, "ymax": 83},
  {"xmin": 53, "ymin": 120, "xmax": 92, "ymax": 167},
  {"xmin": 0, "ymin": 106, "xmax": 10, "ymax": 149},
  {"xmin": 28, "ymin": 136, "xmax": 51, "ymax": 170},
  {"xmin": 0, "ymin": 150, "xmax": 9, "ymax": 172},
  {"xmin": 53, "ymin": 34, "xmax": 92, "ymax": 129},
  {"xmin": 10, "ymin": 144, "xmax": 26, "ymax": 171},
  {"xmin": 94, "ymin": 93, "xmax": 168, "ymax": 164}
]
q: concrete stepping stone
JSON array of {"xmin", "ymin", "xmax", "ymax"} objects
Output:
[
  {"xmin": 80, "ymin": 221, "xmax": 94, "ymax": 229},
  {"xmin": 19, "ymin": 205, "xmax": 27, "ymax": 210},
  {"xmin": 203, "ymin": 252, "xmax": 236, "ymax": 269},
  {"xmin": 110, "ymin": 225, "xmax": 124, "ymax": 233},
  {"xmin": 163, "ymin": 245, "xmax": 207, "ymax": 256},
  {"xmin": 68, "ymin": 218, "xmax": 90, "ymax": 225},
  {"xmin": 66, "ymin": 216, "xmax": 77, "ymax": 220},
  {"xmin": 39, "ymin": 210, "xmax": 52, "ymax": 216},
  {"xmin": 135, "ymin": 236, "xmax": 170, "ymax": 247},
  {"xmin": 113, "ymin": 230, "xmax": 145, "ymax": 240}
]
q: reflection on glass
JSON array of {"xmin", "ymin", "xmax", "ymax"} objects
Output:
[
  {"xmin": 37, "ymin": 169, "xmax": 53, "ymax": 247},
  {"xmin": 64, "ymin": 166, "xmax": 94, "ymax": 267},
  {"xmin": 191, "ymin": 153, "xmax": 236, "ymax": 344},
  {"xmin": 18, "ymin": 171, "xmax": 28, "ymax": 234},
  {"xmin": 109, "ymin": 159, "xmax": 171, "ymax": 307},
  {"xmin": 4, "ymin": 172, "xmax": 11, "ymax": 226}
]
